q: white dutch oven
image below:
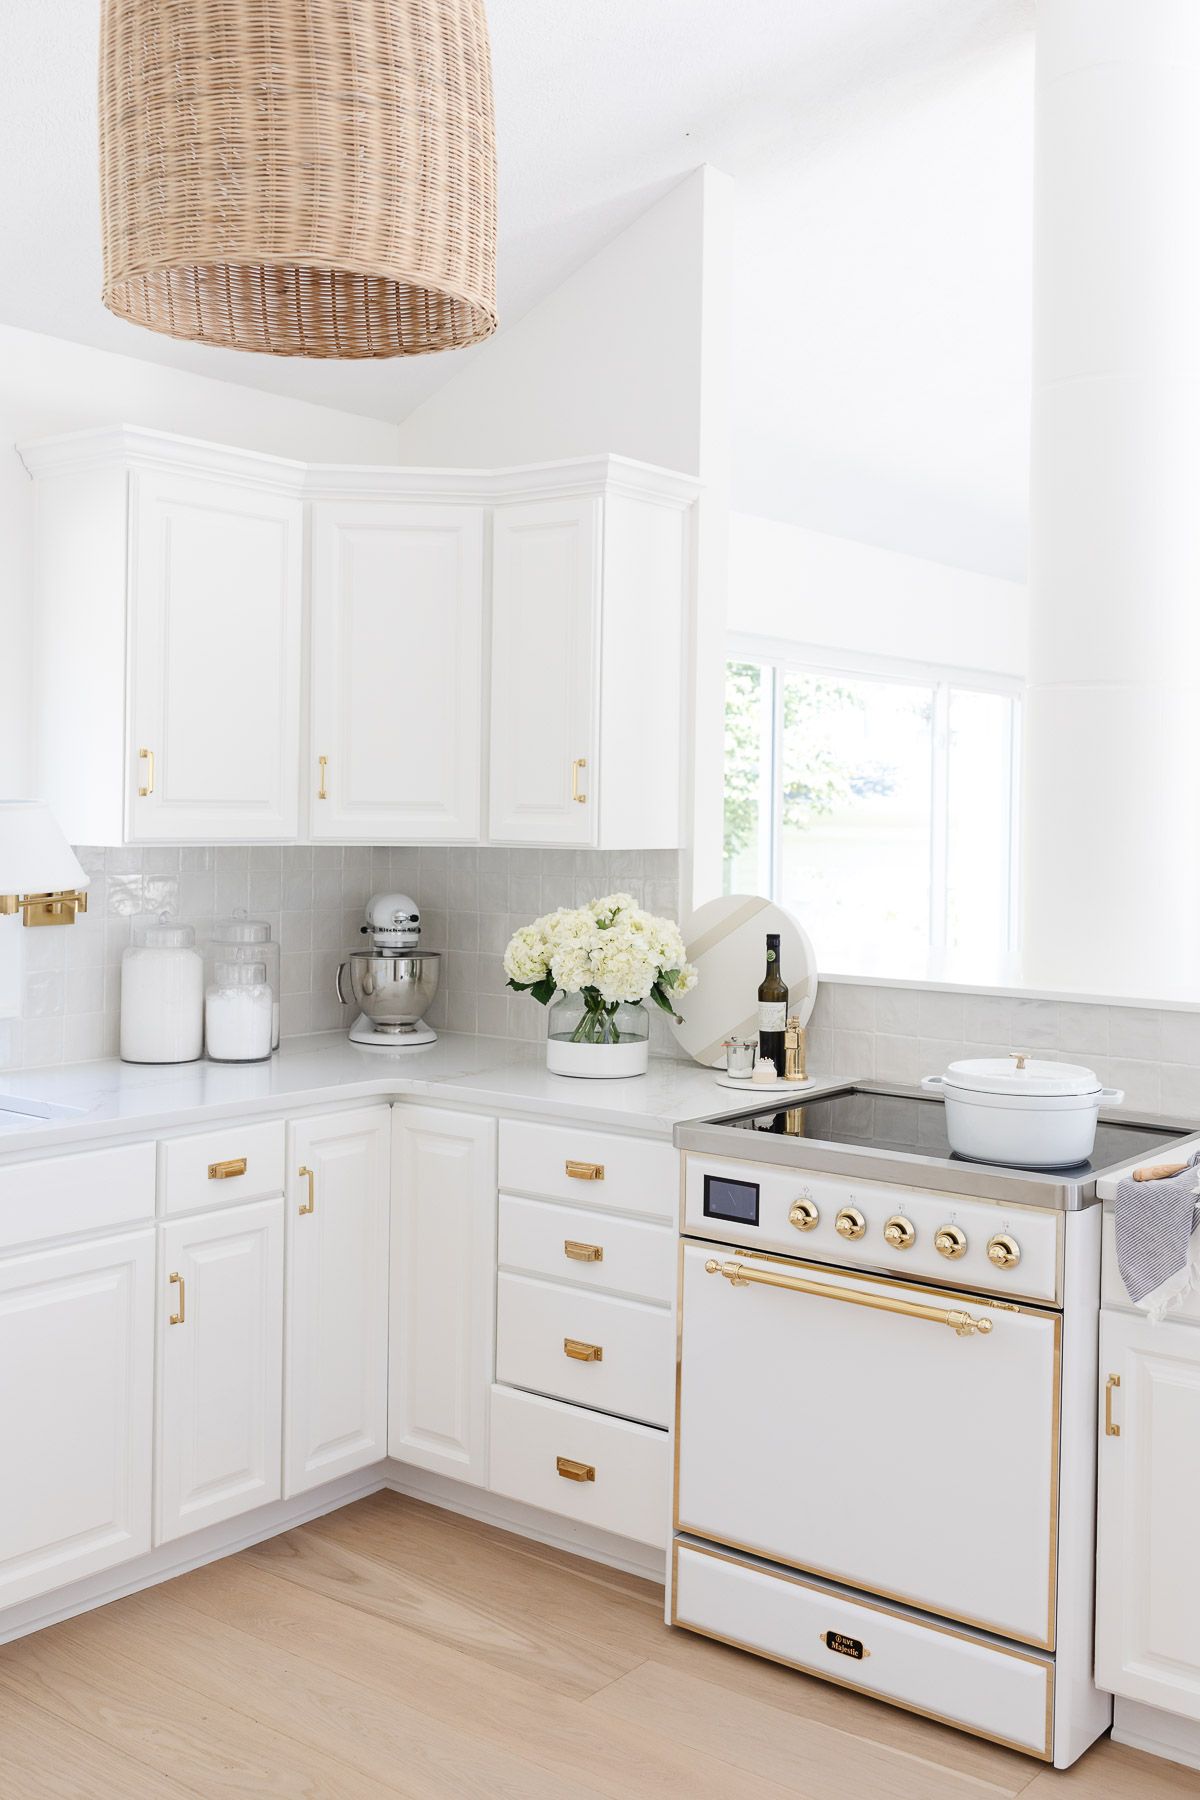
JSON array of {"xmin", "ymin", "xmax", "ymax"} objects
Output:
[{"xmin": 922, "ymin": 1054, "xmax": 1125, "ymax": 1168}]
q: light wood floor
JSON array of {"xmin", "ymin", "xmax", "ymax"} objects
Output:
[{"xmin": 0, "ymin": 1493, "xmax": 1196, "ymax": 1799}]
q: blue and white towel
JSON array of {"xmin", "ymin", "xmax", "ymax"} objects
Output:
[{"xmin": 1114, "ymin": 1149, "xmax": 1200, "ymax": 1319}]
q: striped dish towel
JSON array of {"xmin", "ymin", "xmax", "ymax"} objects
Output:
[{"xmin": 1114, "ymin": 1149, "xmax": 1200, "ymax": 1318}]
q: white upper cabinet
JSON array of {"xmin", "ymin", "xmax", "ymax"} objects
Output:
[
  {"xmin": 309, "ymin": 502, "xmax": 483, "ymax": 841},
  {"xmin": 488, "ymin": 486, "xmax": 689, "ymax": 848},
  {"xmin": 129, "ymin": 472, "xmax": 303, "ymax": 841}
]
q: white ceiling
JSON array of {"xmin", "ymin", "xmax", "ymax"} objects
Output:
[{"xmin": 0, "ymin": 0, "xmax": 1032, "ymax": 576}]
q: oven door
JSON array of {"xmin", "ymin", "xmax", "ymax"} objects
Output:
[{"xmin": 676, "ymin": 1241, "xmax": 1061, "ymax": 1649}]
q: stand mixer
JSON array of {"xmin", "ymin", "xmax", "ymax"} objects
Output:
[{"xmin": 336, "ymin": 894, "xmax": 441, "ymax": 1048}]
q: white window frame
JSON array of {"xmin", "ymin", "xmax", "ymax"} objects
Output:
[{"xmin": 727, "ymin": 634, "xmax": 1024, "ymax": 962}]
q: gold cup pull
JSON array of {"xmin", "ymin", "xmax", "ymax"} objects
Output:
[
  {"xmin": 564, "ymin": 1337, "xmax": 603, "ymax": 1362},
  {"xmin": 137, "ymin": 747, "xmax": 155, "ymax": 797},
  {"xmin": 564, "ymin": 1240, "xmax": 604, "ymax": 1263},
  {"xmin": 169, "ymin": 1270, "xmax": 185, "ymax": 1325},
  {"xmin": 1105, "ymin": 1373, "xmax": 1121, "ymax": 1437},
  {"xmin": 318, "ymin": 754, "xmax": 329, "ymax": 800},
  {"xmin": 571, "ymin": 757, "xmax": 588, "ymax": 804},
  {"xmin": 208, "ymin": 1157, "xmax": 247, "ymax": 1181},
  {"xmin": 298, "ymin": 1165, "xmax": 315, "ymax": 1215},
  {"xmin": 565, "ymin": 1160, "xmax": 604, "ymax": 1181},
  {"xmin": 556, "ymin": 1456, "xmax": 595, "ymax": 1483}
]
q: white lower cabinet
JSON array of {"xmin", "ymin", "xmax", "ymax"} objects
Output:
[
  {"xmin": 389, "ymin": 1107, "xmax": 497, "ymax": 1485},
  {"xmin": 284, "ymin": 1108, "xmax": 391, "ymax": 1497},
  {"xmin": 156, "ymin": 1198, "xmax": 285, "ymax": 1545},
  {"xmin": 1096, "ymin": 1308, "xmax": 1200, "ymax": 1719},
  {"xmin": 489, "ymin": 1385, "xmax": 670, "ymax": 1548},
  {"xmin": 0, "ymin": 1231, "xmax": 155, "ymax": 1608}
]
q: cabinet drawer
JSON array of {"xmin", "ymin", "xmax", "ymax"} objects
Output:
[
  {"xmin": 498, "ymin": 1193, "xmax": 674, "ymax": 1304},
  {"xmin": 159, "ymin": 1121, "xmax": 285, "ymax": 1215},
  {"xmin": 0, "ymin": 1142, "xmax": 155, "ymax": 1253},
  {"xmin": 496, "ymin": 1272, "xmax": 673, "ymax": 1427},
  {"xmin": 499, "ymin": 1120, "xmax": 676, "ymax": 1221},
  {"xmin": 490, "ymin": 1383, "xmax": 669, "ymax": 1548},
  {"xmin": 673, "ymin": 1542, "xmax": 1053, "ymax": 1760}
]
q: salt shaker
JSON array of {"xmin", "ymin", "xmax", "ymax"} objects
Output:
[{"xmin": 204, "ymin": 958, "xmax": 274, "ymax": 1064}]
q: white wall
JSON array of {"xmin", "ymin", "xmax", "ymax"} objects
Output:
[
  {"xmin": 392, "ymin": 170, "xmax": 714, "ymax": 475},
  {"xmin": 0, "ymin": 322, "xmax": 401, "ymax": 797},
  {"xmin": 728, "ymin": 510, "xmax": 1029, "ymax": 676}
]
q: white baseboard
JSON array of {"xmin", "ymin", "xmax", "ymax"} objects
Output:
[
  {"xmin": 1113, "ymin": 1697, "xmax": 1200, "ymax": 1773},
  {"xmin": 0, "ymin": 1459, "xmax": 665, "ymax": 1647}
]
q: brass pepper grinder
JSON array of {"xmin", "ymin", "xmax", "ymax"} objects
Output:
[{"xmin": 784, "ymin": 1015, "xmax": 807, "ymax": 1082}]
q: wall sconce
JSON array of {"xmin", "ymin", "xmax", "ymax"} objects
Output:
[{"xmin": 0, "ymin": 801, "xmax": 90, "ymax": 926}]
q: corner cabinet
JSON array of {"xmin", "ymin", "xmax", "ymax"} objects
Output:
[{"xmin": 23, "ymin": 429, "xmax": 697, "ymax": 848}]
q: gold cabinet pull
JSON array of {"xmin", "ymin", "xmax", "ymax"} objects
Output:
[
  {"xmin": 317, "ymin": 754, "xmax": 328, "ymax": 800},
  {"xmin": 564, "ymin": 1337, "xmax": 603, "ymax": 1362},
  {"xmin": 169, "ymin": 1270, "xmax": 185, "ymax": 1325},
  {"xmin": 137, "ymin": 746, "xmax": 155, "ymax": 797},
  {"xmin": 565, "ymin": 1160, "xmax": 604, "ymax": 1181},
  {"xmin": 564, "ymin": 1240, "xmax": 604, "ymax": 1263},
  {"xmin": 571, "ymin": 757, "xmax": 588, "ymax": 804},
  {"xmin": 298, "ymin": 1165, "xmax": 315, "ymax": 1214},
  {"xmin": 556, "ymin": 1456, "xmax": 595, "ymax": 1483},
  {"xmin": 207, "ymin": 1157, "xmax": 247, "ymax": 1181},
  {"xmin": 1105, "ymin": 1373, "xmax": 1121, "ymax": 1437},
  {"xmin": 704, "ymin": 1258, "xmax": 995, "ymax": 1338}
]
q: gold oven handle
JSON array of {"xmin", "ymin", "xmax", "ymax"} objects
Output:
[{"xmin": 703, "ymin": 1258, "xmax": 995, "ymax": 1338}]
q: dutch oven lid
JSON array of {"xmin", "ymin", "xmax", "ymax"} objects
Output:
[{"xmin": 942, "ymin": 1052, "xmax": 1102, "ymax": 1098}]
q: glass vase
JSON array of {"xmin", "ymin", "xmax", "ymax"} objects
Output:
[{"xmin": 545, "ymin": 991, "xmax": 650, "ymax": 1079}]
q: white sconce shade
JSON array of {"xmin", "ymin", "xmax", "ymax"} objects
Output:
[{"xmin": 0, "ymin": 801, "xmax": 89, "ymax": 926}]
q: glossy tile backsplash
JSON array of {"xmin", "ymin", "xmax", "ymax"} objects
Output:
[{"xmin": 0, "ymin": 845, "xmax": 681, "ymax": 1071}]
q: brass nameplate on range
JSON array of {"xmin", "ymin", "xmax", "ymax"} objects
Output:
[{"xmin": 821, "ymin": 1630, "xmax": 868, "ymax": 1661}]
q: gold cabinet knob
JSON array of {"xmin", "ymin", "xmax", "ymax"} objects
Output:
[
  {"xmin": 882, "ymin": 1214, "xmax": 916, "ymax": 1250},
  {"xmin": 789, "ymin": 1192, "xmax": 819, "ymax": 1232},
  {"xmin": 987, "ymin": 1233, "xmax": 1021, "ymax": 1269},
  {"xmin": 934, "ymin": 1225, "xmax": 968, "ymax": 1260},
  {"xmin": 835, "ymin": 1207, "xmax": 866, "ymax": 1241}
]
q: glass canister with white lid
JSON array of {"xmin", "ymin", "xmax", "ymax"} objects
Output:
[
  {"xmin": 205, "ymin": 958, "xmax": 274, "ymax": 1064},
  {"xmin": 208, "ymin": 911, "xmax": 280, "ymax": 1048},
  {"xmin": 120, "ymin": 915, "xmax": 204, "ymax": 1064}
]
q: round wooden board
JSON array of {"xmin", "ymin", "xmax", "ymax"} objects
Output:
[{"xmin": 669, "ymin": 895, "xmax": 819, "ymax": 1068}]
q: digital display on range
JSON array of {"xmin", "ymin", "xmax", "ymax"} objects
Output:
[{"xmin": 703, "ymin": 1173, "xmax": 760, "ymax": 1226}]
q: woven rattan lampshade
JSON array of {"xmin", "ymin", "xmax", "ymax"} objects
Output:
[{"xmin": 99, "ymin": 0, "xmax": 497, "ymax": 358}]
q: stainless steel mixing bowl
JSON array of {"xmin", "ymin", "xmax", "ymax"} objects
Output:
[{"xmin": 336, "ymin": 951, "xmax": 441, "ymax": 1033}]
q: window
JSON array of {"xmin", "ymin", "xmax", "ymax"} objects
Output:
[{"xmin": 723, "ymin": 646, "xmax": 1020, "ymax": 979}]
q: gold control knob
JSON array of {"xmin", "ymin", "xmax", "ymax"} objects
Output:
[
  {"xmin": 882, "ymin": 1215, "xmax": 916, "ymax": 1250},
  {"xmin": 835, "ymin": 1207, "xmax": 866, "ymax": 1241},
  {"xmin": 935, "ymin": 1225, "xmax": 968, "ymax": 1260},
  {"xmin": 987, "ymin": 1233, "xmax": 1021, "ymax": 1270},
  {"xmin": 789, "ymin": 1193, "xmax": 820, "ymax": 1232}
]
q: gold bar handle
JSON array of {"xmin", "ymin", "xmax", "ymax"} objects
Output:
[
  {"xmin": 208, "ymin": 1157, "xmax": 247, "ymax": 1181},
  {"xmin": 298, "ymin": 1165, "xmax": 315, "ymax": 1215},
  {"xmin": 571, "ymin": 757, "xmax": 588, "ymax": 804},
  {"xmin": 137, "ymin": 747, "xmax": 155, "ymax": 797},
  {"xmin": 564, "ymin": 1240, "xmax": 604, "ymax": 1263},
  {"xmin": 704, "ymin": 1258, "xmax": 995, "ymax": 1338},
  {"xmin": 1105, "ymin": 1373, "xmax": 1121, "ymax": 1437},
  {"xmin": 317, "ymin": 755, "xmax": 329, "ymax": 800},
  {"xmin": 564, "ymin": 1337, "xmax": 603, "ymax": 1362},
  {"xmin": 169, "ymin": 1270, "xmax": 185, "ymax": 1325},
  {"xmin": 556, "ymin": 1456, "xmax": 596, "ymax": 1483},
  {"xmin": 565, "ymin": 1160, "xmax": 604, "ymax": 1182}
]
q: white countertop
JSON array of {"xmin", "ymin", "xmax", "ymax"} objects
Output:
[{"xmin": 0, "ymin": 1032, "xmax": 739, "ymax": 1157}]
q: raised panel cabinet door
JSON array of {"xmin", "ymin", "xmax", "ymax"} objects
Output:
[
  {"xmin": 389, "ymin": 1106, "xmax": 497, "ymax": 1484},
  {"xmin": 156, "ymin": 1198, "xmax": 284, "ymax": 1545},
  {"xmin": 284, "ymin": 1106, "xmax": 391, "ymax": 1497},
  {"xmin": 309, "ymin": 502, "xmax": 484, "ymax": 842},
  {"xmin": 488, "ymin": 497, "xmax": 599, "ymax": 845},
  {"xmin": 0, "ymin": 1231, "xmax": 154, "ymax": 1610},
  {"xmin": 129, "ymin": 471, "xmax": 303, "ymax": 841},
  {"xmin": 1096, "ymin": 1309, "xmax": 1200, "ymax": 1716}
]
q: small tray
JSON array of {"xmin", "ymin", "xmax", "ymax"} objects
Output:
[{"xmin": 713, "ymin": 1072, "xmax": 816, "ymax": 1096}]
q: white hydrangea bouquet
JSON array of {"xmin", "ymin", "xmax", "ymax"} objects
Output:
[{"xmin": 504, "ymin": 892, "xmax": 698, "ymax": 1048}]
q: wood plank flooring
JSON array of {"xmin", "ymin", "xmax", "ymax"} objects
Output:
[{"xmin": 0, "ymin": 1492, "xmax": 1194, "ymax": 1799}]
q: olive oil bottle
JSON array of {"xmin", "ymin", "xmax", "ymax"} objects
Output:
[{"xmin": 757, "ymin": 933, "xmax": 788, "ymax": 1074}]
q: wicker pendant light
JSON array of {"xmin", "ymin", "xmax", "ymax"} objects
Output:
[{"xmin": 98, "ymin": 0, "xmax": 497, "ymax": 358}]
